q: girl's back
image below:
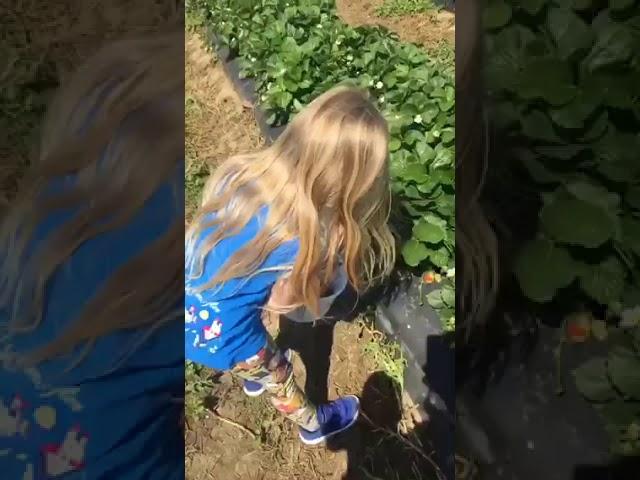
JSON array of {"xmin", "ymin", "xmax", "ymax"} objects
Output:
[{"xmin": 185, "ymin": 208, "xmax": 299, "ymax": 370}]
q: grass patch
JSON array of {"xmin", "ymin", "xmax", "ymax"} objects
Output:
[
  {"xmin": 376, "ymin": 0, "xmax": 438, "ymax": 17},
  {"xmin": 185, "ymin": 361, "xmax": 215, "ymax": 421},
  {"xmin": 360, "ymin": 319, "xmax": 407, "ymax": 390},
  {"xmin": 428, "ymin": 38, "xmax": 454, "ymax": 66},
  {"xmin": 184, "ymin": 94, "xmax": 211, "ymax": 220}
]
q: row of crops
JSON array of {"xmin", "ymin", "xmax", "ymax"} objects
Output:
[
  {"xmin": 485, "ymin": 0, "xmax": 640, "ymax": 457},
  {"xmin": 188, "ymin": 0, "xmax": 455, "ymax": 325}
]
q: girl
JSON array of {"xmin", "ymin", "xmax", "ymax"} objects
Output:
[
  {"xmin": 185, "ymin": 85, "xmax": 396, "ymax": 445},
  {"xmin": 0, "ymin": 30, "xmax": 184, "ymax": 479}
]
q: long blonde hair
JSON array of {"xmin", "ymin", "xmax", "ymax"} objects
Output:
[
  {"xmin": 456, "ymin": 0, "xmax": 500, "ymax": 337},
  {"xmin": 186, "ymin": 86, "xmax": 396, "ymax": 315},
  {"xmin": 0, "ymin": 29, "xmax": 184, "ymax": 366}
]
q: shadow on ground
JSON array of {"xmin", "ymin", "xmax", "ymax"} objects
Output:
[{"xmin": 278, "ymin": 310, "xmax": 444, "ymax": 480}]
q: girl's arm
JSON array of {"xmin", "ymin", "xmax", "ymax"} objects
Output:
[
  {"xmin": 268, "ymin": 276, "xmax": 297, "ymax": 311},
  {"xmin": 262, "ymin": 276, "xmax": 296, "ymax": 331}
]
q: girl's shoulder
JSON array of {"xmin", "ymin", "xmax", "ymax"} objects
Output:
[{"xmin": 187, "ymin": 207, "xmax": 299, "ymax": 265}]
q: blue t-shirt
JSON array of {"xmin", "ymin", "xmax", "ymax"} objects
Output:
[
  {"xmin": 0, "ymin": 176, "xmax": 184, "ymax": 480},
  {"xmin": 185, "ymin": 210, "xmax": 299, "ymax": 371},
  {"xmin": 0, "ymin": 89, "xmax": 183, "ymax": 477}
]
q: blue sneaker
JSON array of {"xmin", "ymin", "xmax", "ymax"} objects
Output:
[
  {"xmin": 242, "ymin": 379, "xmax": 266, "ymax": 397},
  {"xmin": 298, "ymin": 395, "xmax": 360, "ymax": 445},
  {"xmin": 243, "ymin": 349, "xmax": 292, "ymax": 397}
]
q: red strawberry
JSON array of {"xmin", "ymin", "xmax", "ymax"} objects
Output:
[
  {"xmin": 565, "ymin": 312, "xmax": 591, "ymax": 343},
  {"xmin": 423, "ymin": 272, "xmax": 436, "ymax": 284}
]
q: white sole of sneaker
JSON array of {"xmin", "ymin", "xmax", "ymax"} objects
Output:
[
  {"xmin": 298, "ymin": 395, "xmax": 361, "ymax": 446},
  {"xmin": 243, "ymin": 385, "xmax": 266, "ymax": 397},
  {"xmin": 243, "ymin": 349, "xmax": 293, "ymax": 397}
]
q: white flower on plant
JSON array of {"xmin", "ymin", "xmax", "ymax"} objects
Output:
[
  {"xmin": 620, "ymin": 306, "xmax": 640, "ymax": 328},
  {"xmin": 379, "ymin": 96, "xmax": 385, "ymax": 103},
  {"xmin": 346, "ymin": 54, "xmax": 354, "ymax": 62},
  {"xmin": 446, "ymin": 267, "xmax": 455, "ymax": 278},
  {"xmin": 375, "ymin": 81, "xmax": 384, "ymax": 89},
  {"xmin": 414, "ymin": 114, "xmax": 423, "ymax": 124},
  {"xmin": 261, "ymin": 94, "xmax": 267, "ymax": 101},
  {"xmin": 251, "ymin": 57, "xmax": 257, "ymax": 62},
  {"xmin": 317, "ymin": 24, "xmax": 323, "ymax": 28},
  {"xmin": 368, "ymin": 79, "xmax": 374, "ymax": 87},
  {"xmin": 335, "ymin": 39, "xmax": 342, "ymax": 45}
]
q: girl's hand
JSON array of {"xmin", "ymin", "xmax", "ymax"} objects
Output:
[{"xmin": 268, "ymin": 276, "xmax": 296, "ymax": 311}]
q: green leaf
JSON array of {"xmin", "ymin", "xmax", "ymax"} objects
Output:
[
  {"xmin": 520, "ymin": 0, "xmax": 546, "ymax": 15},
  {"xmin": 428, "ymin": 247, "xmax": 451, "ymax": 268},
  {"xmin": 622, "ymin": 216, "xmax": 640, "ymax": 257},
  {"xmin": 441, "ymin": 284, "xmax": 455, "ymax": 306},
  {"xmin": 518, "ymin": 152, "xmax": 561, "ymax": 184},
  {"xmin": 549, "ymin": 91, "xmax": 600, "ymax": 128},
  {"xmin": 415, "ymin": 142, "xmax": 435, "ymax": 162},
  {"xmin": 573, "ymin": 357, "xmax": 617, "ymax": 402},
  {"xmin": 426, "ymin": 284, "xmax": 454, "ymax": 310},
  {"xmin": 625, "ymin": 186, "xmax": 640, "ymax": 210},
  {"xmin": 521, "ymin": 111, "xmax": 561, "ymax": 143},
  {"xmin": 401, "ymin": 240, "xmax": 429, "ymax": 267},
  {"xmin": 585, "ymin": 16, "xmax": 634, "ymax": 72},
  {"xmin": 622, "ymin": 285, "xmax": 640, "ymax": 310},
  {"xmin": 389, "ymin": 137, "xmax": 402, "ymax": 152},
  {"xmin": 413, "ymin": 217, "xmax": 446, "ymax": 243},
  {"xmin": 432, "ymin": 148, "xmax": 453, "ymax": 169},
  {"xmin": 484, "ymin": 0, "xmax": 512, "ymax": 30},
  {"xmin": 272, "ymin": 91, "xmax": 293, "ymax": 109},
  {"xmin": 581, "ymin": 111, "xmax": 609, "ymax": 142},
  {"xmin": 611, "ymin": 0, "xmax": 636, "ymax": 11},
  {"xmin": 520, "ymin": 58, "xmax": 576, "ymax": 106},
  {"xmin": 609, "ymin": 348, "xmax": 640, "ymax": 399},
  {"xmin": 383, "ymin": 72, "xmax": 397, "ymax": 88},
  {"xmin": 598, "ymin": 400, "xmax": 640, "ymax": 430},
  {"xmin": 514, "ymin": 238, "xmax": 577, "ymax": 303},
  {"xmin": 404, "ymin": 130, "xmax": 424, "ymax": 146},
  {"xmin": 402, "ymin": 163, "xmax": 429, "ymax": 183},
  {"xmin": 577, "ymin": 256, "xmax": 626, "ymax": 306},
  {"xmin": 571, "ymin": 0, "xmax": 593, "ymax": 9},
  {"xmin": 591, "ymin": 320, "xmax": 608, "ymax": 341},
  {"xmin": 426, "ymin": 289, "xmax": 445, "ymax": 309},
  {"xmin": 547, "ymin": 7, "xmax": 594, "ymax": 60},
  {"xmin": 566, "ymin": 180, "xmax": 620, "ymax": 211},
  {"xmin": 540, "ymin": 190, "xmax": 617, "ymax": 248}
]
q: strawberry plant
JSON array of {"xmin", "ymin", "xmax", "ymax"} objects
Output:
[
  {"xmin": 485, "ymin": 0, "xmax": 640, "ymax": 317},
  {"xmin": 421, "ymin": 268, "xmax": 455, "ymax": 332},
  {"xmin": 484, "ymin": 0, "xmax": 640, "ymax": 455},
  {"xmin": 573, "ymin": 325, "xmax": 640, "ymax": 456},
  {"xmin": 189, "ymin": 0, "xmax": 455, "ymax": 277}
]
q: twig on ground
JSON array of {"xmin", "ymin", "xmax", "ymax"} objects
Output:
[
  {"xmin": 211, "ymin": 409, "xmax": 258, "ymax": 439},
  {"xmin": 359, "ymin": 410, "xmax": 444, "ymax": 480}
]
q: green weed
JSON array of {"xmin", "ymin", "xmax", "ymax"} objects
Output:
[
  {"xmin": 376, "ymin": 0, "xmax": 438, "ymax": 17},
  {"xmin": 361, "ymin": 322, "xmax": 407, "ymax": 390},
  {"xmin": 185, "ymin": 361, "xmax": 215, "ymax": 421}
]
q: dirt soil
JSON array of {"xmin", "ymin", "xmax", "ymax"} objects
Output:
[
  {"xmin": 336, "ymin": 0, "xmax": 455, "ymax": 50},
  {"xmin": 184, "ymin": 33, "xmax": 263, "ymax": 217},
  {"xmin": 184, "ymin": 5, "xmax": 453, "ymax": 477}
]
